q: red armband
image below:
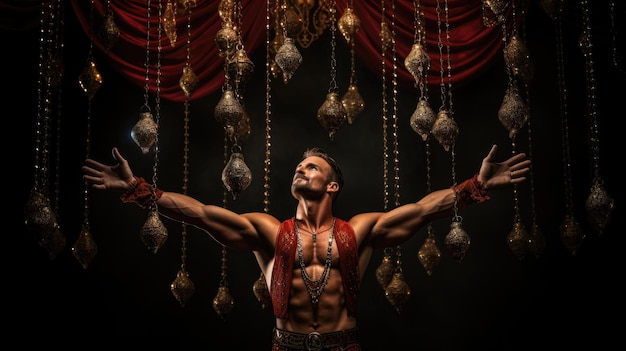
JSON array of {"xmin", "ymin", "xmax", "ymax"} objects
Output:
[
  {"xmin": 120, "ymin": 177, "xmax": 164, "ymax": 210},
  {"xmin": 453, "ymin": 174, "xmax": 490, "ymax": 206}
]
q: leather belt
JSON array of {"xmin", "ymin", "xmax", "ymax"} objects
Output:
[{"xmin": 272, "ymin": 327, "xmax": 359, "ymax": 351}]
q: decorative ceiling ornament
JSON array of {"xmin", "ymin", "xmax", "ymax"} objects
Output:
[
  {"xmin": 221, "ymin": 146, "xmax": 252, "ymax": 200},
  {"xmin": 341, "ymin": 84, "xmax": 364, "ymax": 124},
  {"xmin": 71, "ymin": 228, "xmax": 98, "ymax": 269},
  {"xmin": 405, "ymin": 43, "xmax": 431, "ymax": 88},
  {"xmin": 384, "ymin": 271, "xmax": 411, "ymax": 314},
  {"xmin": 24, "ymin": 189, "xmax": 66, "ymax": 260},
  {"xmin": 497, "ymin": 83, "xmax": 529, "ymax": 140},
  {"xmin": 431, "ymin": 108, "xmax": 458, "ymax": 152},
  {"xmin": 444, "ymin": 220, "xmax": 471, "ymax": 263},
  {"xmin": 213, "ymin": 285, "xmax": 235, "ymax": 319},
  {"xmin": 317, "ymin": 92, "xmax": 347, "ymax": 140},
  {"xmin": 288, "ymin": 0, "xmax": 331, "ymax": 48},
  {"xmin": 215, "ymin": 86, "xmax": 245, "ymax": 131},
  {"xmin": 170, "ymin": 269, "xmax": 196, "ymax": 307},
  {"xmin": 506, "ymin": 220, "xmax": 530, "ymax": 261},
  {"xmin": 283, "ymin": 5, "xmax": 304, "ymax": 38},
  {"xmin": 218, "ymin": 0, "xmax": 235, "ymax": 21},
  {"xmin": 215, "ymin": 21, "xmax": 239, "ymax": 58},
  {"xmin": 503, "ymin": 33, "xmax": 534, "ymax": 84},
  {"xmin": 483, "ymin": 0, "xmax": 510, "ymax": 24},
  {"xmin": 585, "ymin": 176, "xmax": 614, "ymax": 235},
  {"xmin": 131, "ymin": 111, "xmax": 159, "ymax": 154},
  {"xmin": 253, "ymin": 273, "xmax": 272, "ymax": 309},
  {"xmin": 340, "ymin": 1, "xmax": 363, "ymax": 124},
  {"xmin": 375, "ymin": 250, "xmax": 396, "ymax": 289},
  {"xmin": 338, "ymin": 5, "xmax": 360, "ymax": 44},
  {"xmin": 227, "ymin": 48, "xmax": 255, "ymax": 96},
  {"xmin": 99, "ymin": 1, "xmax": 120, "ymax": 53},
  {"xmin": 78, "ymin": 61, "xmax": 103, "ymax": 101},
  {"xmin": 418, "ymin": 233, "xmax": 441, "ymax": 276},
  {"xmin": 275, "ymin": 37, "xmax": 303, "ymax": 83},
  {"xmin": 179, "ymin": 65, "xmax": 199, "ymax": 99},
  {"xmin": 163, "ymin": 1, "xmax": 177, "ymax": 47},
  {"xmin": 410, "ymin": 98, "xmax": 436, "ymax": 142},
  {"xmin": 140, "ymin": 209, "xmax": 169, "ymax": 254},
  {"xmin": 226, "ymin": 108, "xmax": 251, "ymax": 144}
]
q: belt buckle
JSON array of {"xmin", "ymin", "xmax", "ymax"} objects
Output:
[{"xmin": 305, "ymin": 331, "xmax": 323, "ymax": 351}]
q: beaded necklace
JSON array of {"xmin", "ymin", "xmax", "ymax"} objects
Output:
[{"xmin": 296, "ymin": 218, "xmax": 336, "ymax": 306}]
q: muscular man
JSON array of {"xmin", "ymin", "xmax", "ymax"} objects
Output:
[{"xmin": 82, "ymin": 144, "xmax": 530, "ymax": 351}]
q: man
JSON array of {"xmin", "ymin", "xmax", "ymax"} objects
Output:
[{"xmin": 82, "ymin": 144, "xmax": 530, "ymax": 351}]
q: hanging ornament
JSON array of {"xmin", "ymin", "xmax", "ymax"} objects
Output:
[
  {"xmin": 506, "ymin": 221, "xmax": 530, "ymax": 261},
  {"xmin": 380, "ymin": 20, "xmax": 392, "ymax": 53},
  {"xmin": 560, "ymin": 214, "xmax": 586, "ymax": 256},
  {"xmin": 170, "ymin": 269, "xmax": 196, "ymax": 307},
  {"xmin": 71, "ymin": 228, "xmax": 98, "ymax": 269},
  {"xmin": 179, "ymin": 65, "xmax": 199, "ymax": 99},
  {"xmin": 404, "ymin": 43, "xmax": 431, "ymax": 87},
  {"xmin": 338, "ymin": 6, "xmax": 360, "ymax": 43},
  {"xmin": 226, "ymin": 109, "xmax": 251, "ymax": 144},
  {"xmin": 384, "ymin": 272, "xmax": 411, "ymax": 314},
  {"xmin": 444, "ymin": 220, "xmax": 471, "ymax": 263},
  {"xmin": 163, "ymin": 1, "xmax": 177, "ymax": 47},
  {"xmin": 213, "ymin": 285, "xmax": 235, "ymax": 319},
  {"xmin": 504, "ymin": 33, "xmax": 534, "ymax": 85},
  {"xmin": 431, "ymin": 108, "xmax": 459, "ymax": 152},
  {"xmin": 528, "ymin": 222, "xmax": 546, "ymax": 258},
  {"xmin": 484, "ymin": 0, "xmax": 509, "ymax": 22},
  {"xmin": 409, "ymin": 98, "xmax": 436, "ymax": 141},
  {"xmin": 227, "ymin": 48, "xmax": 255, "ymax": 96},
  {"xmin": 99, "ymin": 8, "xmax": 120, "ymax": 53},
  {"xmin": 498, "ymin": 84, "xmax": 529, "ymax": 140},
  {"xmin": 317, "ymin": 92, "xmax": 347, "ymax": 140},
  {"xmin": 418, "ymin": 234, "xmax": 441, "ymax": 276},
  {"xmin": 375, "ymin": 252, "xmax": 396, "ymax": 289},
  {"xmin": 221, "ymin": 148, "xmax": 252, "ymax": 200},
  {"xmin": 275, "ymin": 37, "xmax": 303, "ymax": 84},
  {"xmin": 24, "ymin": 188, "xmax": 66, "ymax": 260},
  {"xmin": 140, "ymin": 209, "xmax": 169, "ymax": 254},
  {"xmin": 131, "ymin": 111, "xmax": 159, "ymax": 154},
  {"xmin": 341, "ymin": 84, "xmax": 364, "ymax": 124},
  {"xmin": 584, "ymin": 176, "xmax": 614, "ymax": 235},
  {"xmin": 252, "ymin": 273, "xmax": 272, "ymax": 309},
  {"xmin": 215, "ymin": 21, "xmax": 238, "ymax": 58},
  {"xmin": 78, "ymin": 60, "xmax": 102, "ymax": 101},
  {"xmin": 214, "ymin": 86, "xmax": 244, "ymax": 130},
  {"xmin": 218, "ymin": 0, "xmax": 235, "ymax": 22},
  {"xmin": 283, "ymin": 6, "xmax": 304, "ymax": 39}
]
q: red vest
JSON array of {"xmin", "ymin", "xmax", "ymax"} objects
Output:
[{"xmin": 270, "ymin": 217, "xmax": 360, "ymax": 318}]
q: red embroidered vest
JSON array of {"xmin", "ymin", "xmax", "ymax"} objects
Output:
[{"xmin": 270, "ymin": 217, "xmax": 360, "ymax": 319}]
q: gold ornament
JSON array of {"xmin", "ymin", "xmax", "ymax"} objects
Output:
[
  {"xmin": 71, "ymin": 228, "xmax": 98, "ymax": 269},
  {"xmin": 221, "ymin": 151, "xmax": 252, "ymax": 200},
  {"xmin": 380, "ymin": 20, "xmax": 392, "ymax": 53},
  {"xmin": 163, "ymin": 1, "xmax": 177, "ymax": 47},
  {"xmin": 24, "ymin": 189, "xmax": 66, "ymax": 260},
  {"xmin": 375, "ymin": 253, "xmax": 396, "ymax": 289},
  {"xmin": 179, "ymin": 65, "xmax": 199, "ymax": 99},
  {"xmin": 506, "ymin": 221, "xmax": 530, "ymax": 261},
  {"xmin": 214, "ymin": 87, "xmax": 244, "ymax": 130},
  {"xmin": 215, "ymin": 21, "xmax": 238, "ymax": 58},
  {"xmin": 404, "ymin": 43, "xmax": 431, "ymax": 87},
  {"xmin": 585, "ymin": 176, "xmax": 614, "ymax": 235},
  {"xmin": 341, "ymin": 84, "xmax": 364, "ymax": 124},
  {"xmin": 384, "ymin": 272, "xmax": 411, "ymax": 314},
  {"xmin": 131, "ymin": 111, "xmax": 159, "ymax": 154},
  {"xmin": 444, "ymin": 221, "xmax": 470, "ymax": 263},
  {"xmin": 338, "ymin": 6, "xmax": 360, "ymax": 43},
  {"xmin": 418, "ymin": 235, "xmax": 441, "ymax": 276},
  {"xmin": 431, "ymin": 108, "xmax": 459, "ymax": 151},
  {"xmin": 409, "ymin": 98, "xmax": 436, "ymax": 142},
  {"xmin": 170, "ymin": 269, "xmax": 196, "ymax": 307},
  {"xmin": 99, "ymin": 7, "xmax": 120, "ymax": 53},
  {"xmin": 140, "ymin": 209, "xmax": 169, "ymax": 254},
  {"xmin": 317, "ymin": 92, "xmax": 347, "ymax": 140},
  {"xmin": 275, "ymin": 37, "xmax": 303, "ymax": 83},
  {"xmin": 498, "ymin": 84, "xmax": 529, "ymax": 140},
  {"xmin": 504, "ymin": 34, "xmax": 534, "ymax": 84},
  {"xmin": 227, "ymin": 48, "xmax": 255, "ymax": 96},
  {"xmin": 213, "ymin": 285, "xmax": 235, "ymax": 319},
  {"xmin": 78, "ymin": 61, "xmax": 102, "ymax": 101},
  {"xmin": 252, "ymin": 273, "xmax": 272, "ymax": 309}
]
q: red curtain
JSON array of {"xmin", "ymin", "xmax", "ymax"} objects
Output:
[{"xmin": 4, "ymin": 0, "xmax": 518, "ymax": 102}]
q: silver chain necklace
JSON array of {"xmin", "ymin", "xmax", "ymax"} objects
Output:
[{"xmin": 296, "ymin": 218, "xmax": 335, "ymax": 306}]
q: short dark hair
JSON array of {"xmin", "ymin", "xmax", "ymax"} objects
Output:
[{"xmin": 302, "ymin": 147, "xmax": 344, "ymax": 199}]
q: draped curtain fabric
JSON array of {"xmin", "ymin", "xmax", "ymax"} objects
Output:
[{"xmin": 4, "ymin": 0, "xmax": 518, "ymax": 102}]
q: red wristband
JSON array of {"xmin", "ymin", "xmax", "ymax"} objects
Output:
[
  {"xmin": 453, "ymin": 174, "xmax": 490, "ymax": 206},
  {"xmin": 120, "ymin": 177, "xmax": 164, "ymax": 209}
]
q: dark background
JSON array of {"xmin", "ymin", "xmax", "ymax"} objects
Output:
[{"xmin": 6, "ymin": 1, "xmax": 624, "ymax": 350}]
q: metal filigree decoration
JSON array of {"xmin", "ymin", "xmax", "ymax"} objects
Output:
[
  {"xmin": 78, "ymin": 61, "xmax": 102, "ymax": 101},
  {"xmin": 560, "ymin": 214, "xmax": 586, "ymax": 256},
  {"xmin": 275, "ymin": 37, "xmax": 303, "ymax": 83},
  {"xmin": 431, "ymin": 108, "xmax": 459, "ymax": 151},
  {"xmin": 99, "ymin": 3, "xmax": 120, "ymax": 53},
  {"xmin": 71, "ymin": 228, "xmax": 98, "ymax": 269},
  {"xmin": 341, "ymin": 84, "xmax": 364, "ymax": 124},
  {"xmin": 218, "ymin": 0, "xmax": 235, "ymax": 21},
  {"xmin": 506, "ymin": 220, "xmax": 530, "ymax": 261},
  {"xmin": 213, "ymin": 285, "xmax": 235, "ymax": 319},
  {"xmin": 405, "ymin": 43, "xmax": 431, "ymax": 88},
  {"xmin": 418, "ymin": 234, "xmax": 441, "ymax": 276},
  {"xmin": 445, "ymin": 220, "xmax": 471, "ymax": 263},
  {"xmin": 24, "ymin": 189, "xmax": 66, "ymax": 260},
  {"xmin": 227, "ymin": 48, "xmax": 255, "ymax": 97},
  {"xmin": 585, "ymin": 177, "xmax": 614, "ymax": 235},
  {"xmin": 338, "ymin": 6, "xmax": 360, "ymax": 44},
  {"xmin": 227, "ymin": 109, "xmax": 251, "ymax": 144},
  {"xmin": 375, "ymin": 251, "xmax": 396, "ymax": 289},
  {"xmin": 131, "ymin": 111, "xmax": 159, "ymax": 154},
  {"xmin": 215, "ymin": 21, "xmax": 238, "ymax": 58},
  {"xmin": 498, "ymin": 84, "xmax": 529, "ymax": 140},
  {"xmin": 252, "ymin": 273, "xmax": 272, "ymax": 309},
  {"xmin": 504, "ymin": 33, "xmax": 534, "ymax": 85},
  {"xmin": 410, "ymin": 98, "xmax": 436, "ymax": 141},
  {"xmin": 140, "ymin": 209, "xmax": 169, "ymax": 254},
  {"xmin": 384, "ymin": 272, "xmax": 411, "ymax": 314},
  {"xmin": 179, "ymin": 65, "xmax": 199, "ymax": 99},
  {"xmin": 221, "ymin": 148, "xmax": 252, "ymax": 200},
  {"xmin": 215, "ymin": 87, "xmax": 244, "ymax": 130},
  {"xmin": 163, "ymin": 1, "xmax": 177, "ymax": 47},
  {"xmin": 317, "ymin": 92, "xmax": 347, "ymax": 140},
  {"xmin": 170, "ymin": 269, "xmax": 195, "ymax": 307},
  {"xmin": 340, "ymin": 2, "xmax": 363, "ymax": 125}
]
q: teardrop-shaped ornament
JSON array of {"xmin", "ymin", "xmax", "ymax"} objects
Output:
[
  {"xmin": 275, "ymin": 37, "xmax": 303, "ymax": 84},
  {"xmin": 375, "ymin": 253, "xmax": 396, "ymax": 289},
  {"xmin": 214, "ymin": 87, "xmax": 244, "ymax": 130},
  {"xmin": 24, "ymin": 188, "xmax": 66, "ymax": 259},
  {"xmin": 213, "ymin": 285, "xmax": 235, "ymax": 319},
  {"xmin": 99, "ymin": 9, "xmax": 120, "ymax": 53},
  {"xmin": 584, "ymin": 176, "xmax": 614, "ymax": 236},
  {"xmin": 131, "ymin": 111, "xmax": 158, "ymax": 154},
  {"xmin": 504, "ymin": 33, "xmax": 534, "ymax": 84},
  {"xmin": 506, "ymin": 221, "xmax": 530, "ymax": 261},
  {"xmin": 78, "ymin": 61, "xmax": 103, "ymax": 101},
  {"xmin": 221, "ymin": 151, "xmax": 252, "ymax": 200},
  {"xmin": 404, "ymin": 43, "xmax": 431, "ymax": 86},
  {"xmin": 218, "ymin": 0, "xmax": 235, "ymax": 22},
  {"xmin": 71, "ymin": 228, "xmax": 98, "ymax": 269},
  {"xmin": 215, "ymin": 21, "xmax": 238, "ymax": 58},
  {"xmin": 162, "ymin": 1, "xmax": 177, "ymax": 47},
  {"xmin": 170, "ymin": 269, "xmax": 196, "ymax": 307},
  {"xmin": 341, "ymin": 84, "xmax": 364, "ymax": 124},
  {"xmin": 140, "ymin": 209, "xmax": 168, "ymax": 254},
  {"xmin": 252, "ymin": 273, "xmax": 272, "ymax": 309},
  {"xmin": 431, "ymin": 108, "xmax": 459, "ymax": 151},
  {"xmin": 317, "ymin": 92, "xmax": 348, "ymax": 140},
  {"xmin": 179, "ymin": 65, "xmax": 199, "ymax": 99},
  {"xmin": 338, "ymin": 7, "xmax": 360, "ymax": 43},
  {"xmin": 498, "ymin": 84, "xmax": 529, "ymax": 140},
  {"xmin": 445, "ymin": 220, "xmax": 471, "ymax": 263},
  {"xmin": 418, "ymin": 234, "xmax": 441, "ymax": 275},
  {"xmin": 560, "ymin": 213, "xmax": 586, "ymax": 256},
  {"xmin": 384, "ymin": 271, "xmax": 411, "ymax": 314},
  {"xmin": 227, "ymin": 49, "xmax": 255, "ymax": 96},
  {"xmin": 410, "ymin": 98, "xmax": 436, "ymax": 141}
]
